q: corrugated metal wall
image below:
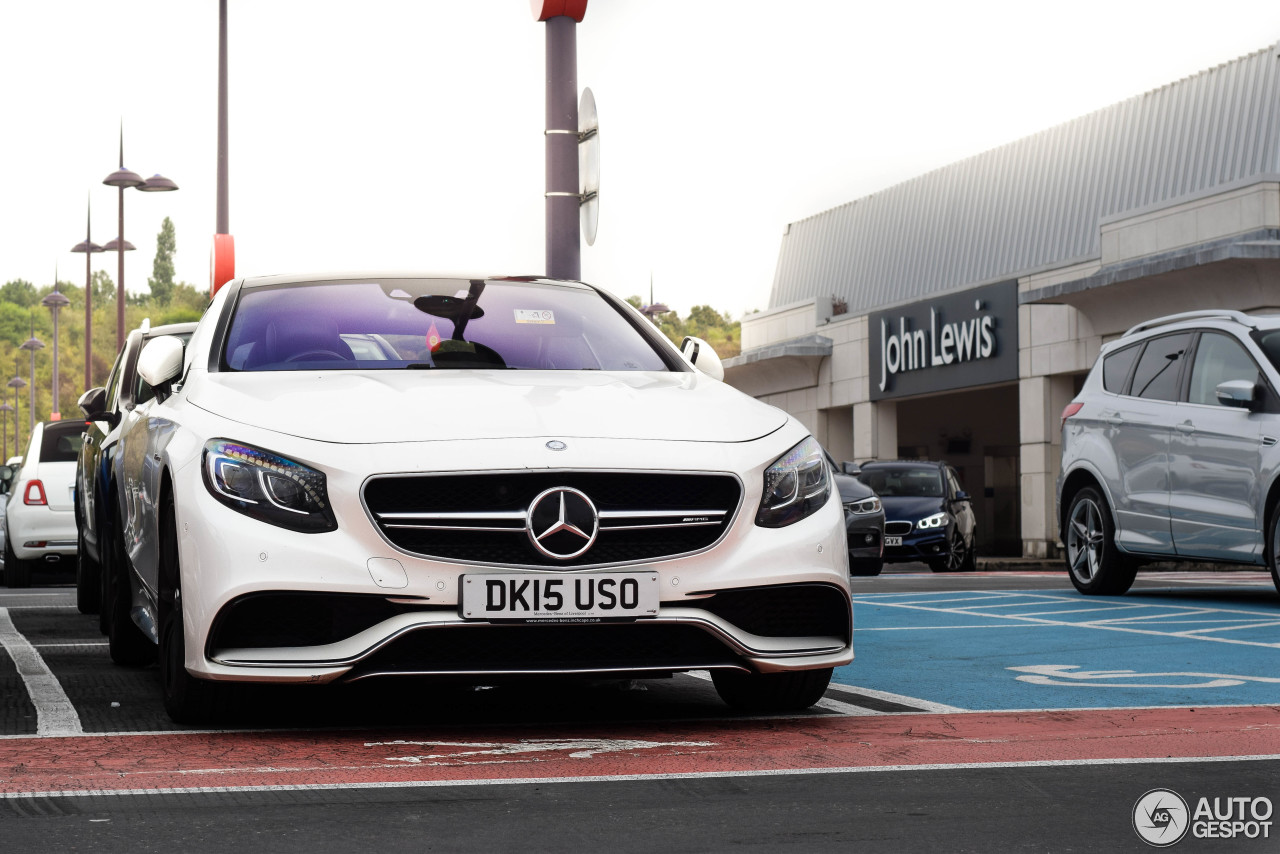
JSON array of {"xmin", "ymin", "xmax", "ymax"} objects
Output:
[{"xmin": 769, "ymin": 43, "xmax": 1280, "ymax": 314}]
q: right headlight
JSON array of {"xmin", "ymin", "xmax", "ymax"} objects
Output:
[
  {"xmin": 202, "ymin": 439, "xmax": 337, "ymax": 533},
  {"xmin": 756, "ymin": 436, "xmax": 831, "ymax": 528},
  {"xmin": 917, "ymin": 511, "xmax": 950, "ymax": 530}
]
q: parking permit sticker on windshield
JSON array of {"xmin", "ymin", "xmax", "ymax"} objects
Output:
[{"xmin": 515, "ymin": 309, "xmax": 556, "ymax": 324}]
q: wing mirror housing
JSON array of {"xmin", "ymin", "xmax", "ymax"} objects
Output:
[
  {"xmin": 77, "ymin": 386, "xmax": 118, "ymax": 428},
  {"xmin": 137, "ymin": 335, "xmax": 186, "ymax": 394},
  {"xmin": 680, "ymin": 336, "xmax": 724, "ymax": 382},
  {"xmin": 1216, "ymin": 379, "xmax": 1260, "ymax": 411}
]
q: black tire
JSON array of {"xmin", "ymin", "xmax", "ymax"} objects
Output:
[
  {"xmin": 1267, "ymin": 504, "xmax": 1280, "ymax": 599},
  {"xmin": 106, "ymin": 517, "xmax": 155, "ymax": 667},
  {"xmin": 1064, "ymin": 487, "xmax": 1137, "ymax": 595},
  {"xmin": 75, "ymin": 524, "xmax": 101, "ymax": 614},
  {"xmin": 712, "ymin": 667, "xmax": 833, "ymax": 713},
  {"xmin": 3, "ymin": 528, "xmax": 30, "ymax": 588},
  {"xmin": 928, "ymin": 528, "xmax": 968, "ymax": 573},
  {"xmin": 849, "ymin": 558, "xmax": 883, "ymax": 577},
  {"xmin": 158, "ymin": 489, "xmax": 230, "ymax": 724}
]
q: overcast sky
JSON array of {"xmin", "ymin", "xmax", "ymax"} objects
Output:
[{"xmin": 3, "ymin": 1, "xmax": 1280, "ymax": 319}]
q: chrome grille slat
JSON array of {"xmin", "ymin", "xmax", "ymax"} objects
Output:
[{"xmin": 363, "ymin": 471, "xmax": 743, "ymax": 568}]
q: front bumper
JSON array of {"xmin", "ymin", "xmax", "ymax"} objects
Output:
[
  {"xmin": 882, "ymin": 527, "xmax": 949, "ymax": 563},
  {"xmin": 173, "ymin": 451, "xmax": 854, "ymax": 684}
]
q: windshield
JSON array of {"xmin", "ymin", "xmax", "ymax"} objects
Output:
[
  {"xmin": 858, "ymin": 466, "xmax": 944, "ymax": 498},
  {"xmin": 1252, "ymin": 329, "xmax": 1280, "ymax": 376},
  {"xmin": 221, "ymin": 278, "xmax": 672, "ymax": 372}
]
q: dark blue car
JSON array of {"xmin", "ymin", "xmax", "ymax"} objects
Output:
[{"xmin": 857, "ymin": 460, "xmax": 977, "ymax": 572}]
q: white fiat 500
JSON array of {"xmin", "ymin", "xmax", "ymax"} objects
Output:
[{"xmin": 112, "ymin": 274, "xmax": 852, "ymax": 722}]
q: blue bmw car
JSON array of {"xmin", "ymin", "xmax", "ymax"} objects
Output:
[{"xmin": 856, "ymin": 460, "xmax": 977, "ymax": 572}]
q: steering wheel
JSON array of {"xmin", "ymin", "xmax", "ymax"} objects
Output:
[{"xmin": 285, "ymin": 349, "xmax": 349, "ymax": 362}]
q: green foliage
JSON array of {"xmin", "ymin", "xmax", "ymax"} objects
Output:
[
  {"xmin": 91, "ymin": 270, "xmax": 116, "ymax": 304},
  {"xmin": 0, "ymin": 280, "xmax": 37, "ymax": 308},
  {"xmin": 625, "ymin": 297, "xmax": 741, "ymax": 359},
  {"xmin": 149, "ymin": 216, "xmax": 177, "ymax": 304}
]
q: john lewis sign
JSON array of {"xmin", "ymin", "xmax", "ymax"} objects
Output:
[{"xmin": 869, "ymin": 280, "xmax": 1018, "ymax": 401}]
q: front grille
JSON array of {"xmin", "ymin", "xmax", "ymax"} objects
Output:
[
  {"xmin": 363, "ymin": 471, "xmax": 742, "ymax": 568},
  {"xmin": 349, "ymin": 623, "xmax": 739, "ymax": 677},
  {"xmin": 884, "ymin": 521, "xmax": 913, "ymax": 536},
  {"xmin": 209, "ymin": 592, "xmax": 435, "ymax": 651},
  {"xmin": 698, "ymin": 584, "xmax": 851, "ymax": 641}
]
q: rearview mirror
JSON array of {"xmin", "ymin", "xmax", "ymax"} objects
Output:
[
  {"xmin": 77, "ymin": 386, "xmax": 118, "ymax": 428},
  {"xmin": 680, "ymin": 336, "xmax": 724, "ymax": 382}
]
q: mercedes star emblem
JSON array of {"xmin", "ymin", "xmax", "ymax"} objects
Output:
[
  {"xmin": 546, "ymin": 440, "xmax": 567, "ymax": 451},
  {"xmin": 526, "ymin": 486, "xmax": 599, "ymax": 560}
]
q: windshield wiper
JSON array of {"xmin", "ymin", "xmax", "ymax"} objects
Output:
[{"xmin": 406, "ymin": 363, "xmax": 435, "ymax": 370}]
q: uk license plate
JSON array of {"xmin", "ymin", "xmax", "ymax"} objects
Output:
[
  {"xmin": 462, "ymin": 572, "xmax": 660, "ymax": 623},
  {"xmin": 884, "ymin": 536, "xmax": 903, "ymax": 547}
]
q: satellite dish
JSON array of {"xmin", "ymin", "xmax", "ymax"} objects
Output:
[{"xmin": 578, "ymin": 87, "xmax": 600, "ymax": 246}]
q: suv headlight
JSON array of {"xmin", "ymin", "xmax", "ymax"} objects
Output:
[
  {"xmin": 917, "ymin": 511, "xmax": 950, "ymax": 530},
  {"xmin": 756, "ymin": 436, "xmax": 831, "ymax": 528},
  {"xmin": 202, "ymin": 439, "xmax": 337, "ymax": 533},
  {"xmin": 844, "ymin": 497, "xmax": 882, "ymax": 515}
]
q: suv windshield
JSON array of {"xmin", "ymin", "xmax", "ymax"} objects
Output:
[
  {"xmin": 858, "ymin": 466, "xmax": 944, "ymax": 497},
  {"xmin": 222, "ymin": 278, "xmax": 671, "ymax": 372}
]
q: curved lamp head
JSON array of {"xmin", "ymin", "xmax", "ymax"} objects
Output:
[
  {"xmin": 102, "ymin": 238, "xmax": 136, "ymax": 252},
  {"xmin": 103, "ymin": 167, "xmax": 145, "ymax": 188},
  {"xmin": 138, "ymin": 173, "xmax": 178, "ymax": 192},
  {"xmin": 71, "ymin": 239, "xmax": 105, "ymax": 254}
]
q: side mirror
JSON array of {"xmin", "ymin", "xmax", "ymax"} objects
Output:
[
  {"xmin": 1216, "ymin": 379, "xmax": 1260, "ymax": 410},
  {"xmin": 840, "ymin": 461, "xmax": 860, "ymax": 476},
  {"xmin": 77, "ymin": 386, "xmax": 118, "ymax": 427},
  {"xmin": 680, "ymin": 336, "xmax": 724, "ymax": 382},
  {"xmin": 954, "ymin": 490, "xmax": 971, "ymax": 502},
  {"xmin": 137, "ymin": 335, "xmax": 186, "ymax": 391}
]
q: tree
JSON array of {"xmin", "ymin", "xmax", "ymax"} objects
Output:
[
  {"xmin": 0, "ymin": 280, "xmax": 37, "ymax": 308},
  {"xmin": 625, "ymin": 297, "xmax": 742, "ymax": 359},
  {"xmin": 91, "ymin": 270, "xmax": 115, "ymax": 304},
  {"xmin": 148, "ymin": 216, "xmax": 177, "ymax": 304}
]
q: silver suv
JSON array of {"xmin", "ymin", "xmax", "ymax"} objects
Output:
[{"xmin": 1059, "ymin": 309, "xmax": 1280, "ymax": 597}]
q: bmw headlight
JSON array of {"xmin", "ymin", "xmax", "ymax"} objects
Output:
[
  {"xmin": 756, "ymin": 436, "xmax": 831, "ymax": 528},
  {"xmin": 917, "ymin": 511, "xmax": 950, "ymax": 530},
  {"xmin": 844, "ymin": 497, "xmax": 882, "ymax": 515},
  {"xmin": 202, "ymin": 439, "xmax": 337, "ymax": 533}
]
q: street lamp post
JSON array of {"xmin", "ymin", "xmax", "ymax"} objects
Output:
[
  {"xmin": 8, "ymin": 375, "xmax": 26, "ymax": 456},
  {"xmin": 19, "ymin": 321, "xmax": 43, "ymax": 433},
  {"xmin": 42, "ymin": 279, "xmax": 70, "ymax": 421},
  {"xmin": 70, "ymin": 200, "xmax": 105, "ymax": 390},
  {"xmin": 103, "ymin": 127, "xmax": 178, "ymax": 350},
  {"xmin": 0, "ymin": 402, "xmax": 12, "ymax": 461}
]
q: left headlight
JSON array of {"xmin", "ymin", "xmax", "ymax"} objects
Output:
[
  {"xmin": 202, "ymin": 439, "xmax": 338, "ymax": 533},
  {"xmin": 917, "ymin": 511, "xmax": 950, "ymax": 530},
  {"xmin": 844, "ymin": 496, "xmax": 882, "ymax": 515},
  {"xmin": 756, "ymin": 436, "xmax": 832, "ymax": 528}
]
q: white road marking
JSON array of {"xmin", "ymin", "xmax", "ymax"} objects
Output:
[
  {"xmin": 1008, "ymin": 664, "xmax": 1280, "ymax": 689},
  {"xmin": 812, "ymin": 697, "xmax": 880, "ymax": 716},
  {"xmin": 0, "ymin": 607, "xmax": 83, "ymax": 736},
  {"xmin": 824, "ymin": 683, "xmax": 965, "ymax": 713},
  {"xmin": 3, "ymin": 755, "xmax": 1278, "ymax": 800},
  {"xmin": 849, "ymin": 592, "xmax": 1280, "ymax": 648},
  {"xmin": 367, "ymin": 737, "xmax": 718, "ymax": 762}
]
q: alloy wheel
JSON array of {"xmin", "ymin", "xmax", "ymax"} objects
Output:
[{"xmin": 1067, "ymin": 497, "xmax": 1104, "ymax": 583}]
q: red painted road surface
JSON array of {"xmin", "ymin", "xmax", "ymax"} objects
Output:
[{"xmin": 3, "ymin": 706, "xmax": 1277, "ymax": 797}]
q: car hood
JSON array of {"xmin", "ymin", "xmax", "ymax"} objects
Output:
[
  {"xmin": 879, "ymin": 495, "xmax": 946, "ymax": 522},
  {"xmin": 186, "ymin": 369, "xmax": 789, "ymax": 444}
]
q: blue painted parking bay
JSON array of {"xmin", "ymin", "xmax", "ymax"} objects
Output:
[{"xmin": 835, "ymin": 576, "xmax": 1280, "ymax": 711}]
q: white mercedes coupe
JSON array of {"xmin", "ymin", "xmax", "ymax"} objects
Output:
[{"xmin": 108, "ymin": 274, "xmax": 852, "ymax": 722}]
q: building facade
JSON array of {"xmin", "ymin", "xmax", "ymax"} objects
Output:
[{"xmin": 724, "ymin": 42, "xmax": 1280, "ymax": 558}]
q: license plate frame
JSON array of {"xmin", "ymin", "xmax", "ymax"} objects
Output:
[
  {"xmin": 461, "ymin": 572, "xmax": 660, "ymax": 623},
  {"xmin": 884, "ymin": 535, "xmax": 903, "ymax": 547}
]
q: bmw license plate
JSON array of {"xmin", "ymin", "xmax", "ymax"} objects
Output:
[
  {"xmin": 462, "ymin": 572, "xmax": 660, "ymax": 623},
  {"xmin": 884, "ymin": 536, "xmax": 903, "ymax": 547}
]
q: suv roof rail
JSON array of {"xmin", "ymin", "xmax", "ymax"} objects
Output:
[{"xmin": 1123, "ymin": 310, "xmax": 1257, "ymax": 339}]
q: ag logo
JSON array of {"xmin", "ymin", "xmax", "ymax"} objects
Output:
[{"xmin": 1133, "ymin": 788, "xmax": 1190, "ymax": 847}]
